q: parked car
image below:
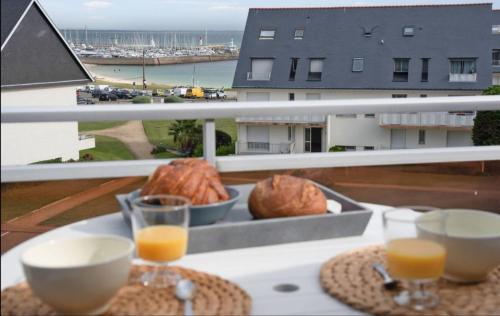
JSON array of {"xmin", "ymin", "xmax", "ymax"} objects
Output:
[
  {"xmin": 204, "ymin": 88, "xmax": 218, "ymax": 99},
  {"xmin": 115, "ymin": 89, "xmax": 133, "ymax": 99},
  {"xmin": 152, "ymin": 89, "xmax": 165, "ymax": 97},
  {"xmin": 186, "ymin": 87, "xmax": 204, "ymax": 98},
  {"xmin": 77, "ymin": 96, "xmax": 95, "ymax": 104},
  {"xmin": 99, "ymin": 93, "xmax": 118, "ymax": 102},
  {"xmin": 216, "ymin": 89, "xmax": 226, "ymax": 99},
  {"xmin": 173, "ymin": 87, "xmax": 188, "ymax": 97}
]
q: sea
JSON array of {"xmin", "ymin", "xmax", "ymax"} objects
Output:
[
  {"xmin": 86, "ymin": 61, "xmax": 238, "ymax": 88},
  {"xmin": 64, "ymin": 29, "xmax": 242, "ymax": 88}
]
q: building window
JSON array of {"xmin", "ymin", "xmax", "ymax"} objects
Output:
[
  {"xmin": 352, "ymin": 58, "xmax": 364, "ymax": 72},
  {"xmin": 493, "ymin": 49, "xmax": 500, "ymax": 66},
  {"xmin": 364, "ymin": 114, "xmax": 375, "ymax": 118},
  {"xmin": 289, "ymin": 58, "xmax": 299, "ymax": 81},
  {"xmin": 450, "ymin": 59, "xmax": 476, "ymax": 74},
  {"xmin": 294, "ymin": 28, "xmax": 304, "ymax": 39},
  {"xmin": 364, "ymin": 146, "xmax": 375, "ymax": 150},
  {"xmin": 308, "ymin": 59, "xmax": 324, "ymax": 81},
  {"xmin": 392, "ymin": 94, "xmax": 407, "ymax": 98},
  {"xmin": 289, "ymin": 93, "xmax": 295, "ymax": 101},
  {"xmin": 420, "ymin": 94, "xmax": 427, "ymax": 98},
  {"xmin": 345, "ymin": 146, "xmax": 356, "ymax": 151},
  {"xmin": 418, "ymin": 130, "xmax": 426, "ymax": 145},
  {"xmin": 259, "ymin": 29, "xmax": 275, "ymax": 40},
  {"xmin": 449, "ymin": 58, "xmax": 477, "ymax": 82},
  {"xmin": 403, "ymin": 26, "xmax": 415, "ymax": 36},
  {"xmin": 248, "ymin": 58, "xmax": 273, "ymax": 80},
  {"xmin": 393, "ymin": 58, "xmax": 409, "ymax": 82},
  {"xmin": 305, "ymin": 93, "xmax": 321, "ymax": 100},
  {"xmin": 337, "ymin": 114, "xmax": 357, "ymax": 118},
  {"xmin": 493, "ymin": 25, "xmax": 500, "ymax": 35},
  {"xmin": 288, "ymin": 125, "xmax": 295, "ymax": 141},
  {"xmin": 421, "ymin": 58, "xmax": 429, "ymax": 82}
]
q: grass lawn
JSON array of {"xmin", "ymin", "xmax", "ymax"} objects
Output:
[
  {"xmin": 78, "ymin": 121, "xmax": 127, "ymax": 132},
  {"xmin": 143, "ymin": 118, "xmax": 237, "ymax": 149},
  {"xmin": 80, "ymin": 135, "xmax": 136, "ymax": 161},
  {"xmin": 154, "ymin": 151, "xmax": 180, "ymax": 159}
]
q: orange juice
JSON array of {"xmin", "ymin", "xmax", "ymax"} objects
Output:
[
  {"xmin": 386, "ymin": 238, "xmax": 446, "ymax": 280},
  {"xmin": 136, "ymin": 225, "xmax": 188, "ymax": 262}
]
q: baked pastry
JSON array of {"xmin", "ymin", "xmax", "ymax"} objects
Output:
[
  {"xmin": 141, "ymin": 159, "xmax": 229, "ymax": 205},
  {"xmin": 248, "ymin": 175, "xmax": 327, "ymax": 219}
]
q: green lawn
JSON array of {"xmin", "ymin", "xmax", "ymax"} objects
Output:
[
  {"xmin": 143, "ymin": 118, "xmax": 237, "ymax": 149},
  {"xmin": 154, "ymin": 151, "xmax": 180, "ymax": 159},
  {"xmin": 80, "ymin": 135, "xmax": 136, "ymax": 161},
  {"xmin": 78, "ymin": 121, "xmax": 127, "ymax": 132}
]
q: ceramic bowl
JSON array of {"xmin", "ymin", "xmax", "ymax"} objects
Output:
[
  {"xmin": 123, "ymin": 186, "xmax": 240, "ymax": 226},
  {"xmin": 417, "ymin": 209, "xmax": 500, "ymax": 283},
  {"xmin": 21, "ymin": 235, "xmax": 134, "ymax": 315}
]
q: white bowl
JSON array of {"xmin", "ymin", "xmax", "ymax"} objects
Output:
[
  {"xmin": 417, "ymin": 209, "xmax": 500, "ymax": 283},
  {"xmin": 21, "ymin": 235, "xmax": 134, "ymax": 315}
]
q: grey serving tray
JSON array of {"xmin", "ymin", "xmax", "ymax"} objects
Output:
[{"xmin": 116, "ymin": 183, "xmax": 372, "ymax": 254}]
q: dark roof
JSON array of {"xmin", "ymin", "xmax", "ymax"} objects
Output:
[
  {"xmin": 1, "ymin": 0, "xmax": 32, "ymax": 45},
  {"xmin": 1, "ymin": 0, "xmax": 92, "ymax": 88},
  {"xmin": 233, "ymin": 3, "xmax": 493, "ymax": 91},
  {"xmin": 250, "ymin": 3, "xmax": 492, "ymax": 10}
]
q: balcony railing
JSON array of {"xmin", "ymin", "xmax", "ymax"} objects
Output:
[
  {"xmin": 247, "ymin": 72, "xmax": 271, "ymax": 81},
  {"xmin": 493, "ymin": 60, "xmax": 500, "ymax": 66},
  {"xmin": 236, "ymin": 115, "xmax": 326, "ymax": 124},
  {"xmin": 237, "ymin": 141, "xmax": 294, "ymax": 154},
  {"xmin": 1, "ymin": 96, "xmax": 500, "ymax": 182},
  {"xmin": 379, "ymin": 112, "xmax": 476, "ymax": 128},
  {"xmin": 449, "ymin": 73, "xmax": 477, "ymax": 82}
]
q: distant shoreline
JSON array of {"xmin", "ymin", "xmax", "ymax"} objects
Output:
[{"xmin": 80, "ymin": 54, "xmax": 238, "ymax": 66}]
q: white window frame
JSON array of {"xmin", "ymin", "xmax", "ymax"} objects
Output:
[
  {"xmin": 403, "ymin": 26, "xmax": 415, "ymax": 36},
  {"xmin": 294, "ymin": 28, "xmax": 304, "ymax": 39},
  {"xmin": 259, "ymin": 29, "xmax": 275, "ymax": 40},
  {"xmin": 352, "ymin": 58, "xmax": 364, "ymax": 72}
]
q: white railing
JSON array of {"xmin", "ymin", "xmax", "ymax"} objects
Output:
[
  {"xmin": 236, "ymin": 115, "xmax": 326, "ymax": 124},
  {"xmin": 247, "ymin": 72, "xmax": 271, "ymax": 81},
  {"xmin": 449, "ymin": 73, "xmax": 477, "ymax": 82},
  {"xmin": 379, "ymin": 112, "xmax": 476, "ymax": 128},
  {"xmin": 2, "ymin": 96, "xmax": 500, "ymax": 182}
]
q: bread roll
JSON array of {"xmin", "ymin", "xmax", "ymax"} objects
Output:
[
  {"xmin": 141, "ymin": 159, "xmax": 229, "ymax": 205},
  {"xmin": 248, "ymin": 175, "xmax": 327, "ymax": 219}
]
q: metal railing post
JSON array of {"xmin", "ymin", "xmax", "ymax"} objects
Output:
[{"xmin": 203, "ymin": 119, "xmax": 216, "ymax": 165}]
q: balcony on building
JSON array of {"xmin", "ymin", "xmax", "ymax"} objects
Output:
[{"xmin": 379, "ymin": 112, "xmax": 476, "ymax": 129}]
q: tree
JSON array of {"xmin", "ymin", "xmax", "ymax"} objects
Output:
[
  {"xmin": 472, "ymin": 86, "xmax": 500, "ymax": 146},
  {"xmin": 168, "ymin": 120, "xmax": 202, "ymax": 155}
]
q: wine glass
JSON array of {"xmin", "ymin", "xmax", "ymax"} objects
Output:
[
  {"xmin": 131, "ymin": 195, "xmax": 190, "ymax": 288},
  {"xmin": 382, "ymin": 207, "xmax": 447, "ymax": 311}
]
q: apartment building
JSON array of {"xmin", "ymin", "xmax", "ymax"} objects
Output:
[
  {"xmin": 232, "ymin": 3, "xmax": 498, "ymax": 154},
  {"xmin": 1, "ymin": 0, "xmax": 93, "ymax": 165}
]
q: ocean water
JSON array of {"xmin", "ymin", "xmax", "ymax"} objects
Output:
[
  {"xmin": 87, "ymin": 60, "xmax": 238, "ymax": 88},
  {"xmin": 62, "ymin": 29, "xmax": 243, "ymax": 48}
]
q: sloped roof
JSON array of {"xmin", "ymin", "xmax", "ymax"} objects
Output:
[
  {"xmin": 1, "ymin": 0, "xmax": 93, "ymax": 88},
  {"xmin": 233, "ymin": 3, "xmax": 493, "ymax": 91}
]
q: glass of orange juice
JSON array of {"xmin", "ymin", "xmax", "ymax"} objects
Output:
[
  {"xmin": 131, "ymin": 194, "xmax": 190, "ymax": 288},
  {"xmin": 383, "ymin": 207, "xmax": 446, "ymax": 310}
]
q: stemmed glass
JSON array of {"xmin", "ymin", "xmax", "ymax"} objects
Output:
[
  {"xmin": 131, "ymin": 195, "xmax": 190, "ymax": 288},
  {"xmin": 383, "ymin": 207, "xmax": 447, "ymax": 311}
]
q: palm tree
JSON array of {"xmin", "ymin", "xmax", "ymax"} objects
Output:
[{"xmin": 168, "ymin": 120, "xmax": 202, "ymax": 155}]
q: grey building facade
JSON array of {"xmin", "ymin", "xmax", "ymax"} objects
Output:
[{"xmin": 233, "ymin": 3, "xmax": 495, "ymax": 91}]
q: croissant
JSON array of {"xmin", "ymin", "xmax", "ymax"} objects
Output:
[
  {"xmin": 141, "ymin": 159, "xmax": 229, "ymax": 205},
  {"xmin": 248, "ymin": 175, "xmax": 327, "ymax": 219}
]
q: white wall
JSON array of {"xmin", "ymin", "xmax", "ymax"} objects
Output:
[
  {"xmin": 235, "ymin": 88, "xmax": 478, "ymax": 151},
  {"xmin": 1, "ymin": 85, "xmax": 80, "ymax": 165}
]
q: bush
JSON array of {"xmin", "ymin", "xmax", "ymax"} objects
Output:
[
  {"xmin": 216, "ymin": 130, "xmax": 232, "ymax": 147},
  {"xmin": 132, "ymin": 96, "xmax": 151, "ymax": 104},
  {"xmin": 472, "ymin": 86, "xmax": 500, "ymax": 146},
  {"xmin": 216, "ymin": 143, "xmax": 235, "ymax": 156},
  {"xmin": 329, "ymin": 145, "xmax": 346, "ymax": 152},
  {"xmin": 193, "ymin": 144, "xmax": 204, "ymax": 157},
  {"xmin": 164, "ymin": 95, "xmax": 184, "ymax": 103},
  {"xmin": 81, "ymin": 153, "xmax": 94, "ymax": 161}
]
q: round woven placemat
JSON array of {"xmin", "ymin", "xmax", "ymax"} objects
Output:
[
  {"xmin": 1, "ymin": 265, "xmax": 251, "ymax": 316},
  {"xmin": 320, "ymin": 245, "xmax": 500, "ymax": 316}
]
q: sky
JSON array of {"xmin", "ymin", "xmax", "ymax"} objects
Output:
[{"xmin": 39, "ymin": 0, "xmax": 500, "ymax": 31}]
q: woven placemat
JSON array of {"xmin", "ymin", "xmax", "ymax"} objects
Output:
[
  {"xmin": 320, "ymin": 245, "xmax": 500, "ymax": 316},
  {"xmin": 1, "ymin": 265, "xmax": 251, "ymax": 316}
]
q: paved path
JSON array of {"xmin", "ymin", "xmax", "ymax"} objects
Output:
[{"xmin": 85, "ymin": 121, "xmax": 154, "ymax": 159}]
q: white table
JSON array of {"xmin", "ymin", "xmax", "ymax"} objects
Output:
[{"xmin": 1, "ymin": 203, "xmax": 389, "ymax": 315}]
